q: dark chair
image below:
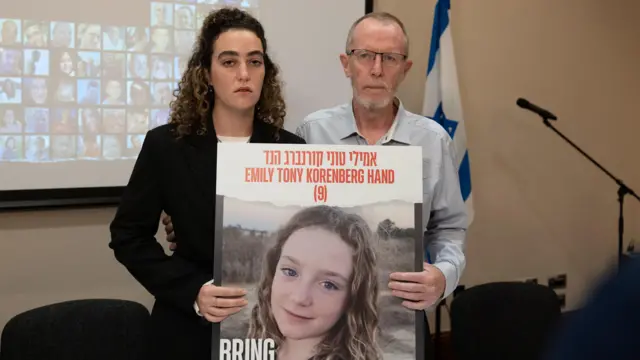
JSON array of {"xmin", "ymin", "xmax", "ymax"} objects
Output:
[
  {"xmin": 0, "ymin": 299, "xmax": 151, "ymax": 360},
  {"xmin": 450, "ymin": 281, "xmax": 562, "ymax": 360}
]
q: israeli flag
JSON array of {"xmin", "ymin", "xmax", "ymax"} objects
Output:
[{"xmin": 423, "ymin": 0, "xmax": 474, "ymax": 225}]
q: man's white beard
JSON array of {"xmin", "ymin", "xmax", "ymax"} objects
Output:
[{"xmin": 353, "ymin": 93, "xmax": 392, "ymax": 110}]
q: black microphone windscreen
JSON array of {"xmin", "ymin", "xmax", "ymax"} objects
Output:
[{"xmin": 516, "ymin": 98, "xmax": 529, "ymax": 108}]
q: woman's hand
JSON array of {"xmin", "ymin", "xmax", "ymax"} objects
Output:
[
  {"xmin": 161, "ymin": 214, "xmax": 176, "ymax": 251},
  {"xmin": 196, "ymin": 284, "xmax": 248, "ymax": 323}
]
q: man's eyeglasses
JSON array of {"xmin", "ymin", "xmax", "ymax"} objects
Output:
[{"xmin": 347, "ymin": 49, "xmax": 407, "ymax": 67}]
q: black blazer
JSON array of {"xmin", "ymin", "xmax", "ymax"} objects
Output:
[{"xmin": 108, "ymin": 118, "xmax": 305, "ymax": 318}]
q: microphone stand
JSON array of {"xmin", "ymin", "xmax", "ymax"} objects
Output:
[{"xmin": 536, "ymin": 115, "xmax": 640, "ymax": 268}]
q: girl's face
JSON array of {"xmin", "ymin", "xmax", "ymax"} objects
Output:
[{"xmin": 270, "ymin": 227, "xmax": 352, "ymax": 341}]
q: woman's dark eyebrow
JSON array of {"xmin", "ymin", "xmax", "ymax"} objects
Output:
[{"xmin": 216, "ymin": 50, "xmax": 264, "ymax": 58}]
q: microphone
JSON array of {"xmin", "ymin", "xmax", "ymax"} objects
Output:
[
  {"xmin": 516, "ymin": 95, "xmax": 640, "ymax": 270},
  {"xmin": 516, "ymin": 98, "xmax": 557, "ymax": 120}
]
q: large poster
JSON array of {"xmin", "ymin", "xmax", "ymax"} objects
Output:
[{"xmin": 213, "ymin": 143, "xmax": 426, "ymax": 360}]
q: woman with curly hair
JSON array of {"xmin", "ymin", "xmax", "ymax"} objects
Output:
[
  {"xmin": 247, "ymin": 206, "xmax": 383, "ymax": 360},
  {"xmin": 108, "ymin": 7, "xmax": 305, "ymax": 360}
]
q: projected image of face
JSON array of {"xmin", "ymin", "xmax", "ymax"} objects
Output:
[
  {"xmin": 150, "ymin": 109, "xmax": 168, "ymax": 129},
  {"xmin": 127, "ymin": 110, "xmax": 149, "ymax": 133},
  {"xmin": 26, "ymin": 78, "xmax": 48, "ymax": 104},
  {"xmin": 151, "ymin": 56, "xmax": 171, "ymax": 80},
  {"xmin": 126, "ymin": 27, "xmax": 149, "ymax": 52},
  {"xmin": 51, "ymin": 135, "xmax": 76, "ymax": 159},
  {"xmin": 151, "ymin": 27, "xmax": 172, "ymax": 53},
  {"xmin": 340, "ymin": 17, "xmax": 412, "ymax": 110},
  {"xmin": 271, "ymin": 227, "xmax": 352, "ymax": 342},
  {"xmin": 153, "ymin": 82, "xmax": 172, "ymax": 105},
  {"xmin": 79, "ymin": 134, "xmax": 101, "ymax": 158},
  {"xmin": 1, "ymin": 49, "xmax": 23, "ymax": 76},
  {"xmin": 0, "ymin": 109, "xmax": 22, "ymax": 133},
  {"xmin": 103, "ymin": 26, "xmax": 125, "ymax": 51},
  {"xmin": 51, "ymin": 22, "xmax": 74, "ymax": 48},
  {"xmin": 77, "ymin": 24, "xmax": 101, "ymax": 50},
  {"xmin": 128, "ymin": 54, "xmax": 149, "ymax": 79},
  {"xmin": 175, "ymin": 56, "xmax": 187, "ymax": 79},
  {"xmin": 51, "ymin": 108, "xmax": 78, "ymax": 134},
  {"xmin": 55, "ymin": 79, "xmax": 76, "ymax": 103},
  {"xmin": 103, "ymin": 79, "xmax": 124, "ymax": 105},
  {"xmin": 26, "ymin": 135, "xmax": 50, "ymax": 161},
  {"xmin": 152, "ymin": 3, "xmax": 173, "ymax": 27},
  {"xmin": 78, "ymin": 80, "xmax": 100, "ymax": 105},
  {"xmin": 102, "ymin": 53, "xmax": 125, "ymax": 78},
  {"xmin": 77, "ymin": 51, "xmax": 101, "ymax": 77},
  {"xmin": 0, "ymin": 78, "xmax": 21, "ymax": 103},
  {"xmin": 24, "ymin": 49, "xmax": 49, "ymax": 76},
  {"xmin": 174, "ymin": 5, "xmax": 195, "ymax": 29},
  {"xmin": 103, "ymin": 109, "xmax": 125, "ymax": 133},
  {"xmin": 24, "ymin": 108, "xmax": 49, "ymax": 133},
  {"xmin": 102, "ymin": 135, "xmax": 123, "ymax": 159},
  {"xmin": 209, "ymin": 29, "xmax": 265, "ymax": 112},
  {"xmin": 80, "ymin": 108, "xmax": 101, "ymax": 133},
  {"xmin": 127, "ymin": 134, "xmax": 144, "ymax": 156},
  {"xmin": 1, "ymin": 135, "xmax": 21, "ymax": 160},
  {"xmin": 57, "ymin": 51, "xmax": 76, "ymax": 76},
  {"xmin": 0, "ymin": 20, "xmax": 19, "ymax": 46},
  {"xmin": 175, "ymin": 30, "xmax": 195, "ymax": 54},
  {"xmin": 24, "ymin": 21, "xmax": 48, "ymax": 47},
  {"xmin": 127, "ymin": 80, "xmax": 150, "ymax": 105}
]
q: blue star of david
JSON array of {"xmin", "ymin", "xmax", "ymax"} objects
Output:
[{"xmin": 432, "ymin": 103, "xmax": 459, "ymax": 138}]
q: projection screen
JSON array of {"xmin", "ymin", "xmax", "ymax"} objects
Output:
[{"xmin": 0, "ymin": 0, "xmax": 373, "ymax": 209}]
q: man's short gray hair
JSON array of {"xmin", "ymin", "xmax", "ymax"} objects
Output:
[{"xmin": 345, "ymin": 12, "xmax": 410, "ymax": 55}]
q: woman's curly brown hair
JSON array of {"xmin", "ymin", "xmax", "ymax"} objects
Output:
[{"xmin": 169, "ymin": 7, "xmax": 286, "ymax": 138}]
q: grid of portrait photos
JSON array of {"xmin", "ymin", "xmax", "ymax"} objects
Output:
[{"xmin": 0, "ymin": 0, "xmax": 257, "ymax": 161}]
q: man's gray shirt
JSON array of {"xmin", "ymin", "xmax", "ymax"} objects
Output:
[{"xmin": 295, "ymin": 99, "xmax": 468, "ymax": 301}]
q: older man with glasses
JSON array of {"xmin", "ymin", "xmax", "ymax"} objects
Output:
[{"xmin": 295, "ymin": 12, "xmax": 468, "ymax": 360}]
